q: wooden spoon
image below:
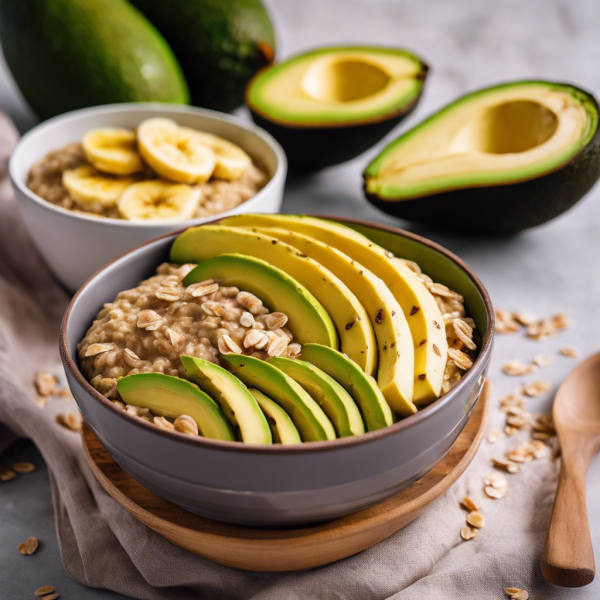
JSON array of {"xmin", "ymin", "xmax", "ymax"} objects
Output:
[{"xmin": 541, "ymin": 351, "xmax": 600, "ymax": 587}]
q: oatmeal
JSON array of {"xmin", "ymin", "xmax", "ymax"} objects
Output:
[{"xmin": 78, "ymin": 263, "xmax": 298, "ymax": 399}]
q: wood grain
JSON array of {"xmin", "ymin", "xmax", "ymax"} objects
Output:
[{"xmin": 82, "ymin": 380, "xmax": 490, "ymax": 571}]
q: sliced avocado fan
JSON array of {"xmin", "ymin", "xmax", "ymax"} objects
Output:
[
  {"xmin": 248, "ymin": 389, "xmax": 302, "ymax": 445},
  {"xmin": 364, "ymin": 81, "xmax": 600, "ymax": 233}
]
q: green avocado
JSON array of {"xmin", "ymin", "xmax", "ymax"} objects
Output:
[
  {"xmin": 268, "ymin": 356, "xmax": 365, "ymax": 438},
  {"xmin": 116, "ymin": 373, "xmax": 235, "ymax": 441},
  {"xmin": 248, "ymin": 389, "xmax": 302, "ymax": 445},
  {"xmin": 300, "ymin": 344, "xmax": 394, "ymax": 431},
  {"xmin": 222, "ymin": 354, "xmax": 336, "ymax": 442},
  {"xmin": 183, "ymin": 253, "xmax": 337, "ymax": 347},
  {"xmin": 180, "ymin": 355, "xmax": 271, "ymax": 444},
  {"xmin": 246, "ymin": 46, "xmax": 428, "ymax": 171},
  {"xmin": 128, "ymin": 0, "xmax": 275, "ymax": 112},
  {"xmin": 364, "ymin": 81, "xmax": 600, "ymax": 233},
  {"xmin": 0, "ymin": 0, "xmax": 189, "ymax": 120}
]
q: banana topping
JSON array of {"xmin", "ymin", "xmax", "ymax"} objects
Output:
[
  {"xmin": 137, "ymin": 118, "xmax": 217, "ymax": 184},
  {"xmin": 117, "ymin": 180, "xmax": 201, "ymax": 221},
  {"xmin": 83, "ymin": 128, "xmax": 144, "ymax": 175},
  {"xmin": 192, "ymin": 132, "xmax": 252, "ymax": 181}
]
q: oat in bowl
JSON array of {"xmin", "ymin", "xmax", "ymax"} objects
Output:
[
  {"xmin": 28, "ymin": 118, "xmax": 268, "ymax": 221},
  {"xmin": 77, "ymin": 215, "xmax": 482, "ymax": 445}
]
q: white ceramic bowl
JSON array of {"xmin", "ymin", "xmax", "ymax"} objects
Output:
[{"xmin": 9, "ymin": 104, "xmax": 287, "ymax": 292}]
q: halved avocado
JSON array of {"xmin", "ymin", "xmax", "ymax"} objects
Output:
[
  {"xmin": 364, "ymin": 81, "xmax": 600, "ymax": 233},
  {"xmin": 300, "ymin": 344, "xmax": 396, "ymax": 430},
  {"xmin": 256, "ymin": 228, "xmax": 416, "ymax": 416},
  {"xmin": 268, "ymin": 356, "xmax": 365, "ymax": 437},
  {"xmin": 116, "ymin": 373, "xmax": 236, "ymax": 441},
  {"xmin": 180, "ymin": 355, "xmax": 271, "ymax": 444},
  {"xmin": 222, "ymin": 354, "xmax": 336, "ymax": 442},
  {"xmin": 248, "ymin": 388, "xmax": 302, "ymax": 445},
  {"xmin": 171, "ymin": 225, "xmax": 377, "ymax": 375},
  {"xmin": 222, "ymin": 214, "xmax": 447, "ymax": 406},
  {"xmin": 183, "ymin": 253, "xmax": 336, "ymax": 347},
  {"xmin": 246, "ymin": 46, "xmax": 427, "ymax": 171}
]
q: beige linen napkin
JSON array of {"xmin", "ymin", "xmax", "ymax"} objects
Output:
[{"xmin": 0, "ymin": 110, "xmax": 573, "ymax": 599}]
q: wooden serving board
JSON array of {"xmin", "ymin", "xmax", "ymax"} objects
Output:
[{"xmin": 82, "ymin": 381, "xmax": 490, "ymax": 572}]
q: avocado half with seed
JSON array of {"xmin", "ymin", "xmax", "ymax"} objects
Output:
[
  {"xmin": 246, "ymin": 46, "xmax": 428, "ymax": 171},
  {"xmin": 364, "ymin": 81, "xmax": 600, "ymax": 233}
]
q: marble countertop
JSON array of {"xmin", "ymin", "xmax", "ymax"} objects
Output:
[{"xmin": 2, "ymin": 0, "xmax": 600, "ymax": 597}]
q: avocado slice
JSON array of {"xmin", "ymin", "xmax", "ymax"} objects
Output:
[
  {"xmin": 0, "ymin": 0, "xmax": 189, "ymax": 120},
  {"xmin": 246, "ymin": 46, "xmax": 428, "ymax": 171},
  {"xmin": 180, "ymin": 355, "xmax": 271, "ymax": 444},
  {"xmin": 117, "ymin": 373, "xmax": 236, "ymax": 441},
  {"xmin": 128, "ymin": 0, "xmax": 274, "ymax": 112},
  {"xmin": 222, "ymin": 214, "xmax": 447, "ymax": 406},
  {"xmin": 256, "ymin": 229, "xmax": 416, "ymax": 416},
  {"xmin": 183, "ymin": 253, "xmax": 336, "ymax": 348},
  {"xmin": 248, "ymin": 388, "xmax": 302, "ymax": 445},
  {"xmin": 268, "ymin": 356, "xmax": 365, "ymax": 437},
  {"xmin": 300, "ymin": 344, "xmax": 394, "ymax": 431},
  {"xmin": 222, "ymin": 354, "xmax": 336, "ymax": 442},
  {"xmin": 363, "ymin": 81, "xmax": 600, "ymax": 233},
  {"xmin": 171, "ymin": 225, "xmax": 377, "ymax": 376}
]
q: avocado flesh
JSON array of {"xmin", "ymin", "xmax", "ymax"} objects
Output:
[
  {"xmin": 117, "ymin": 373, "xmax": 236, "ymax": 441},
  {"xmin": 268, "ymin": 357, "xmax": 365, "ymax": 437},
  {"xmin": 223, "ymin": 214, "xmax": 447, "ymax": 406},
  {"xmin": 180, "ymin": 355, "xmax": 271, "ymax": 444},
  {"xmin": 171, "ymin": 226, "xmax": 377, "ymax": 375},
  {"xmin": 248, "ymin": 389, "xmax": 302, "ymax": 445},
  {"xmin": 222, "ymin": 354, "xmax": 336, "ymax": 442},
  {"xmin": 128, "ymin": 0, "xmax": 274, "ymax": 112},
  {"xmin": 256, "ymin": 228, "xmax": 416, "ymax": 416},
  {"xmin": 183, "ymin": 253, "xmax": 336, "ymax": 347},
  {"xmin": 363, "ymin": 82, "xmax": 600, "ymax": 232},
  {"xmin": 0, "ymin": 0, "xmax": 189, "ymax": 120},
  {"xmin": 300, "ymin": 344, "xmax": 394, "ymax": 431}
]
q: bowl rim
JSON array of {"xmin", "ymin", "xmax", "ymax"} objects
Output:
[
  {"xmin": 60, "ymin": 215, "xmax": 495, "ymax": 454},
  {"xmin": 9, "ymin": 102, "xmax": 287, "ymax": 229}
]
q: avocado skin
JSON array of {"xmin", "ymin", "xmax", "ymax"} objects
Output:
[
  {"xmin": 0, "ymin": 0, "xmax": 189, "ymax": 120},
  {"xmin": 129, "ymin": 0, "xmax": 275, "ymax": 112},
  {"xmin": 250, "ymin": 98, "xmax": 421, "ymax": 173},
  {"xmin": 364, "ymin": 101, "xmax": 600, "ymax": 234}
]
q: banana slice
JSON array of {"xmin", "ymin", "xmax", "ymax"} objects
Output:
[
  {"xmin": 137, "ymin": 118, "xmax": 216, "ymax": 184},
  {"xmin": 191, "ymin": 132, "xmax": 251, "ymax": 181},
  {"xmin": 63, "ymin": 165, "xmax": 137, "ymax": 209},
  {"xmin": 117, "ymin": 180, "xmax": 201, "ymax": 221},
  {"xmin": 83, "ymin": 128, "xmax": 144, "ymax": 175}
]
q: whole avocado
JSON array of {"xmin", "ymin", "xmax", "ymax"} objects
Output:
[
  {"xmin": 0, "ymin": 0, "xmax": 189, "ymax": 120},
  {"xmin": 129, "ymin": 0, "xmax": 275, "ymax": 112}
]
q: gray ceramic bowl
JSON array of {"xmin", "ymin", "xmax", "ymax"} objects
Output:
[{"xmin": 60, "ymin": 216, "xmax": 494, "ymax": 527}]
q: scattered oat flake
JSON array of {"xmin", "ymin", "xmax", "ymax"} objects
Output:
[
  {"xmin": 505, "ymin": 588, "xmax": 529, "ymax": 600},
  {"xmin": 524, "ymin": 380, "xmax": 553, "ymax": 396},
  {"xmin": 55, "ymin": 387, "xmax": 73, "ymax": 399},
  {"xmin": 484, "ymin": 472, "xmax": 507, "ymax": 489},
  {"xmin": 492, "ymin": 457, "xmax": 520, "ymax": 473},
  {"xmin": 502, "ymin": 359, "xmax": 536, "ymax": 376},
  {"xmin": 533, "ymin": 354, "xmax": 553, "ymax": 367},
  {"xmin": 35, "ymin": 586, "xmax": 54, "ymax": 596},
  {"xmin": 13, "ymin": 462, "xmax": 35, "ymax": 474},
  {"xmin": 0, "ymin": 466, "xmax": 17, "ymax": 481},
  {"xmin": 466, "ymin": 511, "xmax": 485, "ymax": 528},
  {"xmin": 17, "ymin": 537, "xmax": 38, "ymax": 555},
  {"xmin": 42, "ymin": 593, "xmax": 59, "ymax": 600},
  {"xmin": 34, "ymin": 372, "xmax": 57, "ymax": 397},
  {"xmin": 487, "ymin": 429, "xmax": 505, "ymax": 443},
  {"xmin": 512, "ymin": 312, "xmax": 537, "ymax": 326},
  {"xmin": 461, "ymin": 497, "xmax": 479, "ymax": 512},
  {"xmin": 560, "ymin": 345, "xmax": 580, "ymax": 358},
  {"xmin": 484, "ymin": 485, "xmax": 506, "ymax": 499},
  {"xmin": 56, "ymin": 412, "xmax": 80, "ymax": 431},
  {"xmin": 460, "ymin": 526, "xmax": 478, "ymax": 540},
  {"xmin": 505, "ymin": 425, "xmax": 518, "ymax": 436}
]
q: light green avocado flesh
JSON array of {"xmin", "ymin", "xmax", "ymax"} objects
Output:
[
  {"xmin": 222, "ymin": 354, "xmax": 336, "ymax": 442},
  {"xmin": 183, "ymin": 253, "xmax": 336, "ymax": 347},
  {"xmin": 300, "ymin": 344, "xmax": 393, "ymax": 431},
  {"xmin": 364, "ymin": 81, "xmax": 600, "ymax": 200},
  {"xmin": 180, "ymin": 355, "xmax": 271, "ymax": 444},
  {"xmin": 116, "ymin": 373, "xmax": 235, "ymax": 441},
  {"xmin": 247, "ymin": 46, "xmax": 425, "ymax": 124},
  {"xmin": 248, "ymin": 388, "xmax": 302, "ymax": 445},
  {"xmin": 268, "ymin": 356, "xmax": 364, "ymax": 437}
]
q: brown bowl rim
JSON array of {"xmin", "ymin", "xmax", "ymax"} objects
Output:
[{"xmin": 59, "ymin": 215, "xmax": 495, "ymax": 455}]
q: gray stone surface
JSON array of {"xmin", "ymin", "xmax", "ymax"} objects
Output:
[{"xmin": 1, "ymin": 0, "xmax": 600, "ymax": 597}]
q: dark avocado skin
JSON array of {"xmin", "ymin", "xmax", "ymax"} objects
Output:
[
  {"xmin": 129, "ymin": 0, "xmax": 275, "ymax": 112},
  {"xmin": 365, "ymin": 100, "xmax": 600, "ymax": 234},
  {"xmin": 251, "ymin": 102, "xmax": 421, "ymax": 172},
  {"xmin": 0, "ymin": 0, "xmax": 189, "ymax": 120}
]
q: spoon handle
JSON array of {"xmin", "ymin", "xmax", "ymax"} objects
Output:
[{"xmin": 541, "ymin": 450, "xmax": 595, "ymax": 587}]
